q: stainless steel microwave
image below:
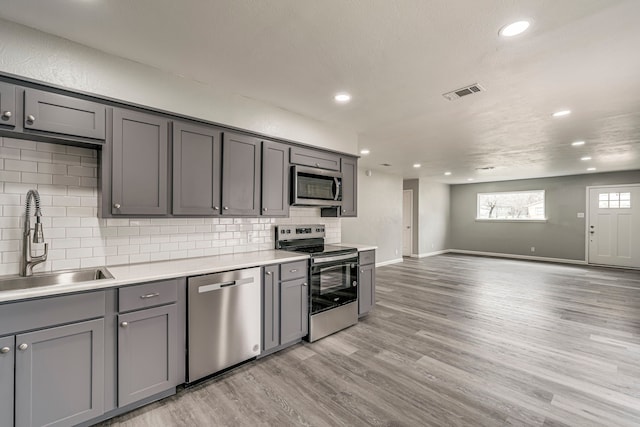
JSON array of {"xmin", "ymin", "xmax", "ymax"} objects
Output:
[{"xmin": 291, "ymin": 165, "xmax": 343, "ymax": 207}]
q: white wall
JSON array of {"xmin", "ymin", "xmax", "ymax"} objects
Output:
[
  {"xmin": 0, "ymin": 19, "xmax": 358, "ymax": 155},
  {"xmin": 417, "ymin": 180, "xmax": 450, "ymax": 255},
  {"xmin": 0, "ymin": 138, "xmax": 341, "ymax": 276},
  {"xmin": 342, "ymin": 168, "xmax": 403, "ymax": 264}
]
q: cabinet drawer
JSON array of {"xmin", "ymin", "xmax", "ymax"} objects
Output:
[
  {"xmin": 280, "ymin": 260, "xmax": 308, "ymax": 282},
  {"xmin": 0, "ymin": 291, "xmax": 105, "ymax": 336},
  {"xmin": 290, "ymin": 146, "xmax": 340, "ymax": 171},
  {"xmin": 24, "ymin": 88, "xmax": 106, "ymax": 140},
  {"xmin": 118, "ymin": 279, "xmax": 177, "ymax": 312},
  {"xmin": 359, "ymin": 250, "xmax": 375, "ymax": 266}
]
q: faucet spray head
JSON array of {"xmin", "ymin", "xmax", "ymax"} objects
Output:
[{"xmin": 33, "ymin": 217, "xmax": 44, "ymax": 243}]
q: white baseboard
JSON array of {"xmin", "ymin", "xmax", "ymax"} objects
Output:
[
  {"xmin": 376, "ymin": 258, "xmax": 403, "ymax": 267},
  {"xmin": 448, "ymin": 249, "xmax": 587, "ymax": 265},
  {"xmin": 412, "ymin": 250, "xmax": 451, "ymax": 258}
]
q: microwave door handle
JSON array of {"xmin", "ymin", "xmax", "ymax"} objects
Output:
[{"xmin": 334, "ymin": 177, "xmax": 341, "ymax": 201}]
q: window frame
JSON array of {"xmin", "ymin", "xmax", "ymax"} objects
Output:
[{"xmin": 475, "ymin": 189, "xmax": 547, "ymax": 222}]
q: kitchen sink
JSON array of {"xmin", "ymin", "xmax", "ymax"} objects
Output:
[{"xmin": 0, "ymin": 267, "xmax": 114, "ymax": 292}]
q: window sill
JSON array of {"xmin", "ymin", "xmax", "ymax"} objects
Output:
[{"xmin": 475, "ymin": 218, "xmax": 548, "ymax": 223}]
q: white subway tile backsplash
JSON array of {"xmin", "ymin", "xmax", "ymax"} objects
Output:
[{"xmin": 0, "ymin": 138, "xmax": 341, "ymax": 276}]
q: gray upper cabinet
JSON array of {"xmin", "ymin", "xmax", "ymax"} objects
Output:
[
  {"xmin": 14, "ymin": 318, "xmax": 105, "ymax": 427},
  {"xmin": 173, "ymin": 122, "xmax": 222, "ymax": 216},
  {"xmin": 221, "ymin": 132, "xmax": 261, "ymax": 216},
  {"xmin": 0, "ymin": 82, "xmax": 16, "ymax": 129},
  {"xmin": 111, "ymin": 108, "xmax": 170, "ymax": 216},
  {"xmin": 117, "ymin": 304, "xmax": 178, "ymax": 407},
  {"xmin": 23, "ymin": 88, "xmax": 106, "ymax": 140},
  {"xmin": 261, "ymin": 140, "xmax": 289, "ymax": 217},
  {"xmin": 280, "ymin": 277, "xmax": 309, "ymax": 344},
  {"xmin": 262, "ymin": 265, "xmax": 281, "ymax": 352},
  {"xmin": 0, "ymin": 335, "xmax": 14, "ymax": 427},
  {"xmin": 290, "ymin": 146, "xmax": 341, "ymax": 171},
  {"xmin": 340, "ymin": 156, "xmax": 358, "ymax": 217}
]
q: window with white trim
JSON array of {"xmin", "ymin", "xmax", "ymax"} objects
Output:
[
  {"xmin": 477, "ymin": 190, "xmax": 546, "ymax": 220},
  {"xmin": 598, "ymin": 192, "xmax": 631, "ymax": 209}
]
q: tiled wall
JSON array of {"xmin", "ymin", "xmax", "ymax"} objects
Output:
[{"xmin": 0, "ymin": 137, "xmax": 340, "ymax": 276}]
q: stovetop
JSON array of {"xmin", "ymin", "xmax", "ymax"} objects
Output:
[
  {"xmin": 286, "ymin": 244, "xmax": 357, "ymax": 257},
  {"xmin": 275, "ymin": 224, "xmax": 357, "ymax": 258}
]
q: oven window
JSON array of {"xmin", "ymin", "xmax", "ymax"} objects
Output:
[
  {"xmin": 298, "ymin": 174, "xmax": 336, "ymax": 200},
  {"xmin": 319, "ymin": 264, "xmax": 351, "ymax": 294}
]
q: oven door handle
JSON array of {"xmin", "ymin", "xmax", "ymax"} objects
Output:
[{"xmin": 312, "ymin": 253, "xmax": 358, "ymax": 264}]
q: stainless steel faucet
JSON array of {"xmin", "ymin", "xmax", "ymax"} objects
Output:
[{"xmin": 21, "ymin": 189, "xmax": 48, "ymax": 276}]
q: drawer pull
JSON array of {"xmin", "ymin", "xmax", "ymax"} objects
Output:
[
  {"xmin": 290, "ymin": 269, "xmax": 297, "ymax": 273},
  {"xmin": 120, "ymin": 322, "xmax": 128, "ymax": 328},
  {"xmin": 18, "ymin": 343, "xmax": 28, "ymax": 351},
  {"xmin": 1, "ymin": 111, "xmax": 12, "ymax": 120},
  {"xmin": 0, "ymin": 347, "xmax": 10, "ymax": 354},
  {"xmin": 265, "ymin": 271, "xmax": 273, "ymax": 276},
  {"xmin": 140, "ymin": 292, "xmax": 160, "ymax": 299}
]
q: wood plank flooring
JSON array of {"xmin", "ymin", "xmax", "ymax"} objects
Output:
[{"xmin": 97, "ymin": 254, "xmax": 640, "ymax": 427}]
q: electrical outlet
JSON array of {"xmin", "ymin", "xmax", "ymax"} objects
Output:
[{"xmin": 530, "ymin": 246, "xmax": 535, "ymax": 252}]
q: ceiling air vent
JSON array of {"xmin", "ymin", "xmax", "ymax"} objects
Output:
[
  {"xmin": 380, "ymin": 163, "xmax": 392, "ymax": 167},
  {"xmin": 443, "ymin": 83, "xmax": 485, "ymax": 101}
]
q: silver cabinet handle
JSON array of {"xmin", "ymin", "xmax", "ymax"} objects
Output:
[
  {"xmin": 290, "ymin": 269, "xmax": 297, "ymax": 273},
  {"xmin": 265, "ymin": 271, "xmax": 273, "ymax": 276},
  {"xmin": 0, "ymin": 347, "xmax": 10, "ymax": 354},
  {"xmin": 302, "ymin": 283, "xmax": 308, "ymax": 287},
  {"xmin": 315, "ymin": 163, "xmax": 320, "ymax": 167},
  {"xmin": 343, "ymin": 209, "xmax": 347, "ymax": 213},
  {"xmin": 114, "ymin": 203, "xmax": 121, "ymax": 209},
  {"xmin": 352, "ymin": 281, "xmax": 357, "ymax": 287},
  {"xmin": 223, "ymin": 206, "xmax": 229, "ymax": 210},
  {"xmin": 1, "ymin": 111, "xmax": 12, "ymax": 119},
  {"xmin": 213, "ymin": 206, "xmax": 220, "ymax": 210},
  {"xmin": 140, "ymin": 292, "xmax": 159, "ymax": 299},
  {"xmin": 263, "ymin": 207, "xmax": 268, "ymax": 212},
  {"xmin": 360, "ymin": 269, "xmax": 364, "ymax": 273},
  {"xmin": 120, "ymin": 322, "xmax": 128, "ymax": 328},
  {"xmin": 18, "ymin": 343, "xmax": 28, "ymax": 351},
  {"xmin": 26, "ymin": 114, "xmax": 35, "ymax": 123}
]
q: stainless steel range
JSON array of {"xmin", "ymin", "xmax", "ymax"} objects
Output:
[{"xmin": 276, "ymin": 224, "xmax": 358, "ymax": 342}]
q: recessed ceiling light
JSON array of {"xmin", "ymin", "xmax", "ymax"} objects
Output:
[
  {"xmin": 552, "ymin": 110, "xmax": 571, "ymax": 118},
  {"xmin": 571, "ymin": 141, "xmax": 585, "ymax": 146},
  {"xmin": 444, "ymin": 171, "xmax": 452, "ymax": 176},
  {"xmin": 587, "ymin": 167, "xmax": 597, "ymax": 171},
  {"xmin": 499, "ymin": 20, "xmax": 531, "ymax": 37},
  {"xmin": 334, "ymin": 93, "xmax": 351, "ymax": 103},
  {"xmin": 581, "ymin": 156, "xmax": 592, "ymax": 161},
  {"xmin": 360, "ymin": 149, "xmax": 370, "ymax": 155},
  {"xmin": 413, "ymin": 163, "xmax": 421, "ymax": 168},
  {"xmin": 467, "ymin": 178, "xmax": 474, "ymax": 181}
]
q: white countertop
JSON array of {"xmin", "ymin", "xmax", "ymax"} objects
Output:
[{"xmin": 0, "ymin": 250, "xmax": 308, "ymax": 303}]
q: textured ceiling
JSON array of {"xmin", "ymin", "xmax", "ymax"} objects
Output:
[{"xmin": 0, "ymin": 0, "xmax": 639, "ymax": 183}]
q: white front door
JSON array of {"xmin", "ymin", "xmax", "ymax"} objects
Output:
[
  {"xmin": 588, "ymin": 185, "xmax": 640, "ymax": 268},
  {"xmin": 402, "ymin": 190, "xmax": 413, "ymax": 256}
]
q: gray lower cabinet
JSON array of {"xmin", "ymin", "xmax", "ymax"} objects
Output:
[
  {"xmin": 117, "ymin": 304, "xmax": 178, "ymax": 407},
  {"xmin": 111, "ymin": 108, "xmax": 170, "ymax": 216},
  {"xmin": 280, "ymin": 277, "xmax": 309, "ymax": 344},
  {"xmin": 0, "ymin": 82, "xmax": 16, "ymax": 129},
  {"xmin": 23, "ymin": 88, "xmax": 106, "ymax": 140},
  {"xmin": 15, "ymin": 318, "xmax": 105, "ymax": 427},
  {"xmin": 358, "ymin": 250, "xmax": 376, "ymax": 316},
  {"xmin": 262, "ymin": 265, "xmax": 281, "ymax": 352},
  {"xmin": 261, "ymin": 140, "xmax": 289, "ymax": 217},
  {"xmin": 221, "ymin": 132, "xmax": 261, "ymax": 216},
  {"xmin": 173, "ymin": 122, "xmax": 222, "ymax": 215},
  {"xmin": 0, "ymin": 335, "xmax": 14, "ymax": 427}
]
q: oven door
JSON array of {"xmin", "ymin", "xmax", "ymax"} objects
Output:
[{"xmin": 310, "ymin": 253, "xmax": 358, "ymax": 314}]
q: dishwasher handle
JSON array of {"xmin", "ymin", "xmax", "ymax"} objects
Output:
[{"xmin": 198, "ymin": 276, "xmax": 255, "ymax": 293}]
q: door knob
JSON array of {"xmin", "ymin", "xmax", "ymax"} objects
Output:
[
  {"xmin": 1, "ymin": 111, "xmax": 11, "ymax": 119},
  {"xmin": 0, "ymin": 347, "xmax": 10, "ymax": 354},
  {"xmin": 114, "ymin": 203, "xmax": 121, "ymax": 209},
  {"xmin": 120, "ymin": 322, "xmax": 129, "ymax": 328},
  {"xmin": 213, "ymin": 206, "xmax": 219, "ymax": 210},
  {"xmin": 590, "ymin": 231, "xmax": 595, "ymax": 234},
  {"xmin": 26, "ymin": 114, "xmax": 35, "ymax": 123},
  {"xmin": 18, "ymin": 343, "xmax": 28, "ymax": 351}
]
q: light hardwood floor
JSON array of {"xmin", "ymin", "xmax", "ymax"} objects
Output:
[{"xmin": 98, "ymin": 254, "xmax": 640, "ymax": 426}]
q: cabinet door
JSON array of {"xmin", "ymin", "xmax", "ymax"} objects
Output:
[
  {"xmin": 289, "ymin": 146, "xmax": 340, "ymax": 170},
  {"xmin": 173, "ymin": 122, "xmax": 222, "ymax": 215},
  {"xmin": 0, "ymin": 335, "xmax": 14, "ymax": 427},
  {"xmin": 0, "ymin": 82, "xmax": 16, "ymax": 128},
  {"xmin": 221, "ymin": 132, "xmax": 261, "ymax": 216},
  {"xmin": 15, "ymin": 319, "xmax": 105, "ymax": 427},
  {"xmin": 262, "ymin": 265, "xmax": 280, "ymax": 352},
  {"xmin": 118, "ymin": 304, "xmax": 178, "ymax": 407},
  {"xmin": 112, "ymin": 108, "xmax": 169, "ymax": 215},
  {"xmin": 24, "ymin": 88, "xmax": 106, "ymax": 140},
  {"xmin": 261, "ymin": 140, "xmax": 289, "ymax": 217},
  {"xmin": 340, "ymin": 156, "xmax": 358, "ymax": 217},
  {"xmin": 280, "ymin": 278, "xmax": 309, "ymax": 344},
  {"xmin": 358, "ymin": 263, "xmax": 375, "ymax": 316}
]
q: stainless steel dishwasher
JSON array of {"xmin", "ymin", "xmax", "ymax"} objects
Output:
[{"xmin": 187, "ymin": 267, "xmax": 261, "ymax": 382}]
